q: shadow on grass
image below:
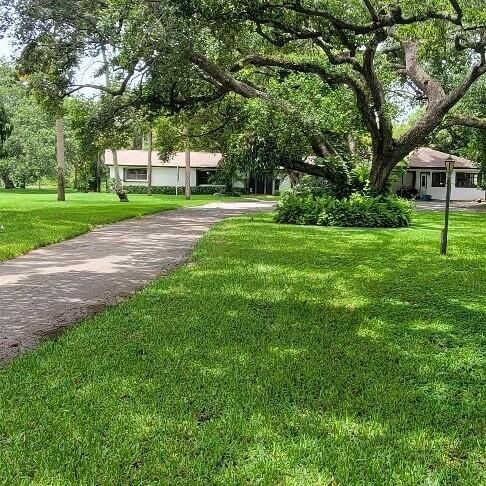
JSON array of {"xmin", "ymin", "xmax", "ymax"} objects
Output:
[{"xmin": 0, "ymin": 213, "xmax": 485, "ymax": 484}]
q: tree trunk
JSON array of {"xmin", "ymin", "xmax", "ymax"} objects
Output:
[
  {"xmin": 111, "ymin": 149, "xmax": 129, "ymax": 202},
  {"xmin": 56, "ymin": 117, "xmax": 66, "ymax": 202},
  {"xmin": 96, "ymin": 151, "xmax": 102, "ymax": 192},
  {"xmin": 287, "ymin": 170, "xmax": 303, "ymax": 187},
  {"xmin": 369, "ymin": 154, "xmax": 396, "ymax": 195},
  {"xmin": 185, "ymin": 147, "xmax": 191, "ymax": 200},
  {"xmin": 101, "ymin": 45, "xmax": 128, "ymax": 202},
  {"xmin": 147, "ymin": 130, "xmax": 153, "ymax": 195},
  {"xmin": 1, "ymin": 174, "xmax": 15, "ymax": 189},
  {"xmin": 74, "ymin": 165, "xmax": 79, "ymax": 190},
  {"xmin": 347, "ymin": 134, "xmax": 357, "ymax": 156}
]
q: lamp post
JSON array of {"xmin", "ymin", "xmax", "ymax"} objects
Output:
[{"xmin": 441, "ymin": 155, "xmax": 456, "ymax": 255}]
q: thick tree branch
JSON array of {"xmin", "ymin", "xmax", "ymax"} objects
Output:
[
  {"xmin": 395, "ymin": 61, "xmax": 486, "ymax": 162},
  {"xmin": 279, "ymin": 158, "xmax": 348, "ymax": 188},
  {"xmin": 403, "ymin": 41, "xmax": 446, "ymax": 108},
  {"xmin": 362, "ymin": 0, "xmax": 379, "ymax": 22},
  {"xmin": 443, "ymin": 114, "xmax": 486, "ymax": 129},
  {"xmin": 190, "ymin": 53, "xmax": 350, "ymax": 180},
  {"xmin": 190, "ymin": 54, "xmax": 269, "ymax": 100},
  {"xmin": 361, "ymin": 33, "xmax": 394, "ymax": 154}
]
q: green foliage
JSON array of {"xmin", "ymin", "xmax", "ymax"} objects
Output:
[
  {"xmin": 291, "ymin": 174, "xmax": 333, "ymax": 198},
  {"xmin": 0, "ymin": 63, "xmax": 56, "ymax": 187},
  {"xmin": 64, "ymin": 97, "xmax": 104, "ymax": 191},
  {"xmin": 5, "ymin": 0, "xmax": 486, "ymax": 194},
  {"xmin": 274, "ymin": 190, "xmax": 328, "ymax": 226},
  {"xmin": 276, "ymin": 190, "xmax": 413, "ymax": 228},
  {"xmin": 0, "ymin": 100, "xmax": 13, "ymax": 153},
  {"xmin": 317, "ymin": 194, "xmax": 414, "ymax": 228},
  {"xmin": 211, "ymin": 157, "xmax": 244, "ymax": 193},
  {"xmin": 124, "ymin": 185, "xmax": 232, "ymax": 195},
  {"xmin": 153, "ymin": 117, "xmax": 182, "ymax": 161}
]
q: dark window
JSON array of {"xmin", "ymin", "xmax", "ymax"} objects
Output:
[
  {"xmin": 196, "ymin": 170, "xmax": 216, "ymax": 186},
  {"xmin": 124, "ymin": 168, "xmax": 147, "ymax": 181},
  {"xmin": 432, "ymin": 172, "xmax": 446, "ymax": 187},
  {"xmin": 456, "ymin": 172, "xmax": 479, "ymax": 188}
]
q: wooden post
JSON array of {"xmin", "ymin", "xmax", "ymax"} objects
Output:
[
  {"xmin": 56, "ymin": 117, "xmax": 66, "ymax": 202},
  {"xmin": 147, "ymin": 130, "xmax": 153, "ymax": 195}
]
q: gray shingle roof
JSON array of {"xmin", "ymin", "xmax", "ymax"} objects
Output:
[{"xmin": 408, "ymin": 148, "xmax": 476, "ymax": 170}]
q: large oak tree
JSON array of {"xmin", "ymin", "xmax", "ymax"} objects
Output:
[{"xmin": 4, "ymin": 0, "xmax": 486, "ymax": 193}]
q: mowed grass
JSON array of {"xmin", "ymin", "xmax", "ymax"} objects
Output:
[
  {"xmin": 0, "ymin": 210, "xmax": 485, "ymax": 484},
  {"xmin": 0, "ymin": 189, "xmax": 226, "ymax": 262}
]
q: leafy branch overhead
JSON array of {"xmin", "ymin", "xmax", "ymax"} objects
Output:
[{"xmin": 4, "ymin": 0, "xmax": 486, "ymax": 193}]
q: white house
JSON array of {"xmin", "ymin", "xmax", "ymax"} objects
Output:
[
  {"xmin": 104, "ymin": 150, "xmax": 282, "ymax": 194},
  {"xmin": 105, "ymin": 150, "xmax": 223, "ymax": 189},
  {"xmin": 395, "ymin": 148, "xmax": 485, "ymax": 201}
]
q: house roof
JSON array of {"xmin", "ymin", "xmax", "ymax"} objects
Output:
[
  {"xmin": 408, "ymin": 148, "xmax": 476, "ymax": 170},
  {"xmin": 104, "ymin": 150, "xmax": 222, "ymax": 168}
]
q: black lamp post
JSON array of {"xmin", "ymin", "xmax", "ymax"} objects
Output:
[{"xmin": 441, "ymin": 155, "xmax": 456, "ymax": 255}]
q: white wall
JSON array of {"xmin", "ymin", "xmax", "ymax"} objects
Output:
[
  {"xmin": 110, "ymin": 166, "xmax": 197, "ymax": 187},
  {"xmin": 279, "ymin": 177, "xmax": 292, "ymax": 192},
  {"xmin": 110, "ymin": 166, "xmax": 246, "ymax": 189},
  {"xmin": 412, "ymin": 169, "xmax": 485, "ymax": 201}
]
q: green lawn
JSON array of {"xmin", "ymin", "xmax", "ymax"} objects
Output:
[
  {"xmin": 0, "ymin": 210, "xmax": 485, "ymax": 484},
  {"xmin": 0, "ymin": 189, "xmax": 227, "ymax": 262}
]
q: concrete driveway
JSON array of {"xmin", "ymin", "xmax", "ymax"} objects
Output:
[
  {"xmin": 415, "ymin": 200, "xmax": 486, "ymax": 211},
  {"xmin": 0, "ymin": 201, "xmax": 275, "ymax": 362}
]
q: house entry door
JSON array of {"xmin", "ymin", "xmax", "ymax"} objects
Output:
[
  {"xmin": 420, "ymin": 173, "xmax": 428, "ymax": 189},
  {"xmin": 420, "ymin": 172, "xmax": 430, "ymax": 199}
]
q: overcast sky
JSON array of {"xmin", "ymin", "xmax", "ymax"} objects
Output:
[
  {"xmin": 0, "ymin": 35, "xmax": 13, "ymax": 60},
  {"xmin": 0, "ymin": 33, "xmax": 102, "ymax": 96}
]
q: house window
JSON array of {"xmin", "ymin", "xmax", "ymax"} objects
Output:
[
  {"xmin": 124, "ymin": 168, "xmax": 147, "ymax": 181},
  {"xmin": 196, "ymin": 169, "xmax": 216, "ymax": 186},
  {"xmin": 456, "ymin": 172, "xmax": 480, "ymax": 188},
  {"xmin": 431, "ymin": 172, "xmax": 446, "ymax": 187}
]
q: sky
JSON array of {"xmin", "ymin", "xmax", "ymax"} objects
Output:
[
  {"xmin": 0, "ymin": 33, "xmax": 102, "ymax": 96},
  {"xmin": 0, "ymin": 36, "xmax": 12, "ymax": 60}
]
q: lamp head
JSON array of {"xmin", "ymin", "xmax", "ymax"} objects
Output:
[{"xmin": 445, "ymin": 155, "xmax": 456, "ymax": 174}]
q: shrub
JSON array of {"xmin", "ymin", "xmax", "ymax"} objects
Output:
[
  {"xmin": 213, "ymin": 191, "xmax": 242, "ymax": 197},
  {"xmin": 274, "ymin": 191, "xmax": 327, "ymax": 225},
  {"xmin": 123, "ymin": 185, "xmax": 239, "ymax": 195},
  {"xmin": 276, "ymin": 191, "xmax": 413, "ymax": 228},
  {"xmin": 292, "ymin": 174, "xmax": 333, "ymax": 198},
  {"xmin": 319, "ymin": 194, "xmax": 413, "ymax": 228}
]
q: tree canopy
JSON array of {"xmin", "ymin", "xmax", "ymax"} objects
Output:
[{"xmin": 3, "ymin": 0, "xmax": 486, "ymax": 193}]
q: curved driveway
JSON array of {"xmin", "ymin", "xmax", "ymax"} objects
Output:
[{"xmin": 0, "ymin": 201, "xmax": 274, "ymax": 362}]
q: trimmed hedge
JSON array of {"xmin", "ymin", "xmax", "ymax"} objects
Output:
[
  {"xmin": 275, "ymin": 192, "xmax": 413, "ymax": 228},
  {"xmin": 124, "ymin": 185, "xmax": 232, "ymax": 195}
]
